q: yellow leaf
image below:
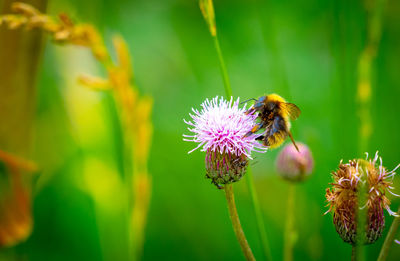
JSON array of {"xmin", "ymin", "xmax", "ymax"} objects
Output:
[
  {"xmin": 199, "ymin": 0, "xmax": 217, "ymax": 36},
  {"xmin": 112, "ymin": 35, "xmax": 133, "ymax": 79},
  {"xmin": 78, "ymin": 74, "xmax": 111, "ymax": 90}
]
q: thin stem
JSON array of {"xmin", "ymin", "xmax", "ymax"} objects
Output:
[
  {"xmin": 213, "ymin": 35, "xmax": 232, "ymax": 98},
  {"xmin": 355, "ymin": 162, "xmax": 368, "ymax": 261},
  {"xmin": 355, "ymin": 0, "xmax": 386, "ymax": 260},
  {"xmin": 210, "ymin": 17, "xmax": 259, "ymax": 261},
  {"xmin": 225, "ymin": 184, "xmax": 256, "ymax": 261},
  {"xmin": 377, "ymin": 207, "xmax": 400, "ymax": 261},
  {"xmin": 352, "ymin": 245, "xmax": 357, "ymax": 261},
  {"xmin": 246, "ymin": 167, "xmax": 272, "ymax": 261},
  {"xmin": 357, "ymin": 0, "xmax": 386, "ymax": 155},
  {"xmin": 284, "ymin": 183, "xmax": 295, "ymax": 261}
]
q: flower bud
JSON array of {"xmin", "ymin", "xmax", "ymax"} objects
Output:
[
  {"xmin": 205, "ymin": 148, "xmax": 248, "ymax": 186},
  {"xmin": 276, "ymin": 142, "xmax": 313, "ymax": 182},
  {"xmin": 325, "ymin": 152, "xmax": 400, "ymax": 245}
]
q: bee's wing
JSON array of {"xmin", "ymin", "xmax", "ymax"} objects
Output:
[{"xmin": 285, "ymin": 103, "xmax": 301, "ymax": 120}]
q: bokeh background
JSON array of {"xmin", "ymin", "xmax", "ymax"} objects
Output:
[{"xmin": 1, "ymin": 0, "xmax": 400, "ymax": 260}]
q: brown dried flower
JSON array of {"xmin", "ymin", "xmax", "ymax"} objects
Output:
[{"xmin": 325, "ymin": 151, "xmax": 399, "ymax": 245}]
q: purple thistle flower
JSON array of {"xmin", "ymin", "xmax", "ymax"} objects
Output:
[{"xmin": 183, "ymin": 96, "xmax": 266, "ymax": 186}]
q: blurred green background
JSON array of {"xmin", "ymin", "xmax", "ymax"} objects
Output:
[{"xmin": 1, "ymin": 0, "xmax": 400, "ymax": 260}]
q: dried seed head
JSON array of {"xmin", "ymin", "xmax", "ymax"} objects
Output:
[
  {"xmin": 275, "ymin": 142, "xmax": 314, "ymax": 182},
  {"xmin": 325, "ymin": 151, "xmax": 400, "ymax": 245}
]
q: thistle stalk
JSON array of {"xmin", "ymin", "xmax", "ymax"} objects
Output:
[
  {"xmin": 355, "ymin": 172, "xmax": 367, "ymax": 261},
  {"xmin": 283, "ymin": 183, "xmax": 295, "ymax": 261},
  {"xmin": 199, "ymin": 1, "xmax": 271, "ymax": 259},
  {"xmin": 213, "ymin": 36, "xmax": 232, "ymax": 98},
  {"xmin": 356, "ymin": 0, "xmax": 386, "ymax": 260},
  {"xmin": 225, "ymin": 184, "xmax": 256, "ymax": 261},
  {"xmin": 275, "ymin": 143, "xmax": 314, "ymax": 261},
  {"xmin": 352, "ymin": 245, "xmax": 357, "ymax": 261},
  {"xmin": 377, "ymin": 207, "xmax": 400, "ymax": 261}
]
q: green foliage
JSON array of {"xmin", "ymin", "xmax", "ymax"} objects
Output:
[{"xmin": 1, "ymin": 0, "xmax": 400, "ymax": 260}]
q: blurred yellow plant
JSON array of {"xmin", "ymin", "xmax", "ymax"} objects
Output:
[
  {"xmin": 83, "ymin": 157, "xmax": 123, "ymax": 209},
  {"xmin": 199, "ymin": 0, "xmax": 216, "ymax": 36},
  {"xmin": 0, "ymin": 2, "xmax": 108, "ymax": 62},
  {"xmin": 0, "ymin": 2, "xmax": 153, "ymax": 258},
  {"xmin": 356, "ymin": 0, "xmax": 385, "ymax": 154},
  {"xmin": 0, "ymin": 150, "xmax": 37, "ymax": 247}
]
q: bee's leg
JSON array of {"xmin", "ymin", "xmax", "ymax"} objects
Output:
[
  {"xmin": 255, "ymin": 135, "xmax": 265, "ymax": 141},
  {"xmin": 245, "ymin": 108, "xmax": 255, "ymax": 115},
  {"xmin": 288, "ymin": 131, "xmax": 300, "ymax": 152},
  {"xmin": 245, "ymin": 122, "xmax": 264, "ymax": 137},
  {"xmin": 246, "ymin": 102, "xmax": 264, "ymax": 114},
  {"xmin": 262, "ymin": 137, "xmax": 270, "ymax": 146}
]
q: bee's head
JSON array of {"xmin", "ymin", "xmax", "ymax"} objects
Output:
[
  {"xmin": 252, "ymin": 96, "xmax": 266, "ymax": 111},
  {"xmin": 265, "ymin": 101, "xmax": 277, "ymax": 112}
]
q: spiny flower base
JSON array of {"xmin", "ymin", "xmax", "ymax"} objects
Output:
[
  {"xmin": 333, "ymin": 207, "xmax": 385, "ymax": 245},
  {"xmin": 326, "ymin": 152, "xmax": 399, "ymax": 245},
  {"xmin": 205, "ymin": 149, "xmax": 248, "ymax": 188}
]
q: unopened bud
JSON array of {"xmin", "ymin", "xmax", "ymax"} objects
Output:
[{"xmin": 276, "ymin": 142, "xmax": 313, "ymax": 182}]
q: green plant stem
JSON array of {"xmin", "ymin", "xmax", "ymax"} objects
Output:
[
  {"xmin": 284, "ymin": 183, "xmax": 295, "ymax": 261},
  {"xmin": 246, "ymin": 167, "xmax": 272, "ymax": 261},
  {"xmin": 355, "ymin": 162, "xmax": 368, "ymax": 261},
  {"xmin": 354, "ymin": 175, "xmax": 368, "ymax": 260},
  {"xmin": 211, "ymin": 25, "xmax": 262, "ymax": 261},
  {"xmin": 377, "ymin": 207, "xmax": 400, "ymax": 261},
  {"xmin": 357, "ymin": 0, "xmax": 386, "ymax": 155},
  {"xmin": 352, "ymin": 245, "xmax": 357, "ymax": 261},
  {"xmin": 355, "ymin": 1, "xmax": 386, "ymax": 260},
  {"xmin": 225, "ymin": 184, "xmax": 256, "ymax": 261},
  {"xmin": 213, "ymin": 35, "xmax": 232, "ymax": 98}
]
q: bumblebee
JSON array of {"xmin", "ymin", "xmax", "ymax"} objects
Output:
[{"xmin": 245, "ymin": 94, "xmax": 301, "ymax": 151}]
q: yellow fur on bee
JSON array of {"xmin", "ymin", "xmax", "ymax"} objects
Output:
[
  {"xmin": 266, "ymin": 93, "xmax": 291, "ymax": 120},
  {"xmin": 266, "ymin": 93, "xmax": 286, "ymax": 103},
  {"xmin": 267, "ymin": 131, "xmax": 286, "ymax": 148}
]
